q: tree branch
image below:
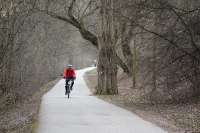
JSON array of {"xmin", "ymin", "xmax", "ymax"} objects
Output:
[
  {"xmin": 115, "ymin": 52, "xmax": 132, "ymax": 76},
  {"xmin": 80, "ymin": 6, "xmax": 100, "ymax": 23},
  {"xmin": 39, "ymin": 9, "xmax": 98, "ymax": 48}
]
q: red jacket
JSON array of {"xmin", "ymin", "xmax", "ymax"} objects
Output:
[{"xmin": 63, "ymin": 68, "xmax": 76, "ymax": 79}]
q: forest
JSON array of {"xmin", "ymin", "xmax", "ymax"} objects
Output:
[
  {"xmin": 0, "ymin": 0, "xmax": 97, "ymax": 106},
  {"xmin": 0, "ymin": 0, "xmax": 200, "ymax": 132},
  {"xmin": 0, "ymin": 0, "xmax": 200, "ymax": 126}
]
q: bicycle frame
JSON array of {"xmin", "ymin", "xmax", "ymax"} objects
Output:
[{"xmin": 65, "ymin": 78, "xmax": 73, "ymax": 98}]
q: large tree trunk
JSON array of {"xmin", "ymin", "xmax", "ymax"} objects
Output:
[
  {"xmin": 97, "ymin": 36, "xmax": 118, "ymax": 94},
  {"xmin": 96, "ymin": 0, "xmax": 118, "ymax": 95}
]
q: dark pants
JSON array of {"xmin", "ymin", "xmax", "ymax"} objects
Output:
[{"xmin": 65, "ymin": 77, "xmax": 74, "ymax": 91}]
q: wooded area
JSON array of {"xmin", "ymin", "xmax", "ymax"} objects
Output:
[
  {"xmin": 1, "ymin": 0, "xmax": 200, "ymax": 106},
  {"xmin": 0, "ymin": 0, "xmax": 97, "ymax": 107}
]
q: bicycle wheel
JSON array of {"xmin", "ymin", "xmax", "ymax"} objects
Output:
[{"xmin": 67, "ymin": 86, "xmax": 70, "ymax": 98}]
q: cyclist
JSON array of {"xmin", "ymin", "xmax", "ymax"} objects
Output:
[{"xmin": 63, "ymin": 65, "xmax": 76, "ymax": 95}]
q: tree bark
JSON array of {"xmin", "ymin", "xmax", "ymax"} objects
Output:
[
  {"xmin": 97, "ymin": 36, "xmax": 118, "ymax": 94},
  {"xmin": 96, "ymin": 0, "xmax": 118, "ymax": 94}
]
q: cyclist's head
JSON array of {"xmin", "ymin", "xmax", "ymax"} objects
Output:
[{"xmin": 68, "ymin": 65, "xmax": 72, "ymax": 70}]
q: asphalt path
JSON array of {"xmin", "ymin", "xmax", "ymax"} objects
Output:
[{"xmin": 36, "ymin": 67, "xmax": 167, "ymax": 133}]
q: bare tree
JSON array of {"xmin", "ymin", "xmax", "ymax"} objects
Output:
[{"xmin": 0, "ymin": 0, "xmax": 97, "ymax": 106}]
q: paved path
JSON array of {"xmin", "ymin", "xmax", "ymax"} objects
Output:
[{"xmin": 36, "ymin": 67, "xmax": 167, "ymax": 133}]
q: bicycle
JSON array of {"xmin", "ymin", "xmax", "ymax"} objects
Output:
[{"xmin": 65, "ymin": 78, "xmax": 73, "ymax": 98}]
